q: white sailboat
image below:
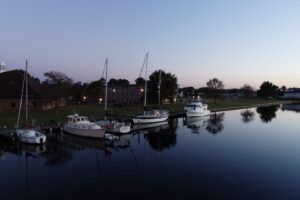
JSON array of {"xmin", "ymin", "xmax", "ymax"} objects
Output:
[
  {"xmin": 132, "ymin": 53, "xmax": 169, "ymax": 124},
  {"xmin": 16, "ymin": 60, "xmax": 46, "ymax": 144},
  {"xmin": 96, "ymin": 58, "xmax": 131, "ymax": 134}
]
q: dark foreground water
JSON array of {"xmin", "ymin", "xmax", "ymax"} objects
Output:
[{"xmin": 1, "ymin": 104, "xmax": 300, "ymax": 200}]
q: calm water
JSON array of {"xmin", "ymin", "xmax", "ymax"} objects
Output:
[{"xmin": 1, "ymin": 104, "xmax": 300, "ymax": 200}]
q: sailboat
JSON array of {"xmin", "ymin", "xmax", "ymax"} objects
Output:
[
  {"xmin": 132, "ymin": 53, "xmax": 169, "ymax": 124},
  {"xmin": 15, "ymin": 60, "xmax": 47, "ymax": 144},
  {"xmin": 96, "ymin": 58, "xmax": 131, "ymax": 134}
]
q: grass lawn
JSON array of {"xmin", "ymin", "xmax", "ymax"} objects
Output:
[{"xmin": 0, "ymin": 98, "xmax": 294, "ymax": 130}]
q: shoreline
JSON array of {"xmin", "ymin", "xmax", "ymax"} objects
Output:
[
  {"xmin": 169, "ymin": 100, "xmax": 299, "ymax": 117},
  {"xmin": 210, "ymin": 100, "xmax": 299, "ymax": 112}
]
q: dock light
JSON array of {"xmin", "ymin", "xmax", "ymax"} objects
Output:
[
  {"xmin": 113, "ymin": 88, "xmax": 116, "ymax": 93},
  {"xmin": 99, "ymin": 98, "xmax": 103, "ymax": 102},
  {"xmin": 83, "ymin": 96, "xmax": 87, "ymax": 101},
  {"xmin": 140, "ymin": 88, "xmax": 144, "ymax": 93}
]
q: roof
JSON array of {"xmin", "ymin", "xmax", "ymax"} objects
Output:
[{"xmin": 0, "ymin": 70, "xmax": 43, "ymax": 99}]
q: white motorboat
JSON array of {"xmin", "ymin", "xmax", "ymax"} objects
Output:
[
  {"xmin": 132, "ymin": 110, "xmax": 169, "ymax": 124},
  {"xmin": 184, "ymin": 101, "xmax": 210, "ymax": 117},
  {"xmin": 15, "ymin": 60, "xmax": 47, "ymax": 145},
  {"xmin": 63, "ymin": 114, "xmax": 105, "ymax": 138}
]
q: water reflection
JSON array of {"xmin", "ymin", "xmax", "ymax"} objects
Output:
[
  {"xmin": 184, "ymin": 116, "xmax": 209, "ymax": 134},
  {"xmin": 256, "ymin": 105, "xmax": 279, "ymax": 123},
  {"xmin": 240, "ymin": 110, "xmax": 255, "ymax": 123},
  {"xmin": 282, "ymin": 104, "xmax": 300, "ymax": 113},
  {"xmin": 206, "ymin": 113, "xmax": 225, "ymax": 135},
  {"xmin": 144, "ymin": 119, "xmax": 178, "ymax": 151}
]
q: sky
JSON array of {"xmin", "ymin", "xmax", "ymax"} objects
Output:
[{"xmin": 0, "ymin": 0, "xmax": 300, "ymax": 89}]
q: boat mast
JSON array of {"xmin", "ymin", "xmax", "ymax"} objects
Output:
[
  {"xmin": 16, "ymin": 61, "xmax": 27, "ymax": 128},
  {"xmin": 158, "ymin": 69, "xmax": 161, "ymax": 107},
  {"xmin": 104, "ymin": 58, "xmax": 108, "ymax": 116},
  {"xmin": 144, "ymin": 52, "xmax": 149, "ymax": 109},
  {"xmin": 25, "ymin": 60, "xmax": 28, "ymax": 122}
]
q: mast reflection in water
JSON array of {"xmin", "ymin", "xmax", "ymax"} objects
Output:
[{"xmin": 1, "ymin": 105, "xmax": 300, "ymax": 199}]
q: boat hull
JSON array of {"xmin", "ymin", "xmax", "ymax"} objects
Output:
[
  {"xmin": 186, "ymin": 110, "xmax": 210, "ymax": 118},
  {"xmin": 63, "ymin": 126, "xmax": 105, "ymax": 138},
  {"xmin": 16, "ymin": 129, "xmax": 47, "ymax": 144},
  {"xmin": 132, "ymin": 116, "xmax": 168, "ymax": 124}
]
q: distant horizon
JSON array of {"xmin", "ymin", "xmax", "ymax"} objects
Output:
[{"xmin": 1, "ymin": 0, "xmax": 300, "ymax": 89}]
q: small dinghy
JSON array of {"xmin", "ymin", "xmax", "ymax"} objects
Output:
[
  {"xmin": 16, "ymin": 129, "xmax": 46, "ymax": 144},
  {"xmin": 97, "ymin": 120, "xmax": 131, "ymax": 134},
  {"xmin": 105, "ymin": 134, "xmax": 119, "ymax": 141}
]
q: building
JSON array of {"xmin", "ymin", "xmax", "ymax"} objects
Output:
[
  {"xmin": 284, "ymin": 88, "xmax": 300, "ymax": 99},
  {"xmin": 106, "ymin": 84, "xmax": 144, "ymax": 105},
  {"xmin": 0, "ymin": 70, "xmax": 66, "ymax": 111}
]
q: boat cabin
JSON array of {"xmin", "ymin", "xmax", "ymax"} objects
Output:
[{"xmin": 67, "ymin": 114, "xmax": 89, "ymax": 123}]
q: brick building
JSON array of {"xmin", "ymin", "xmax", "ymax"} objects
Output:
[
  {"xmin": 0, "ymin": 70, "xmax": 66, "ymax": 111},
  {"xmin": 106, "ymin": 84, "xmax": 144, "ymax": 105}
]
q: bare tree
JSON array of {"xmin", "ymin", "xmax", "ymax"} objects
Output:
[{"xmin": 206, "ymin": 78, "xmax": 224, "ymax": 103}]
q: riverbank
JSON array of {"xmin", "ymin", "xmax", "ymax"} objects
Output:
[{"xmin": 0, "ymin": 98, "xmax": 297, "ymax": 130}]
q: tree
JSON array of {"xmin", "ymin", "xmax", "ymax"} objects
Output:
[
  {"xmin": 135, "ymin": 77, "xmax": 145, "ymax": 85},
  {"xmin": 257, "ymin": 81, "xmax": 279, "ymax": 98},
  {"xmin": 108, "ymin": 78, "xmax": 129, "ymax": 85},
  {"xmin": 43, "ymin": 71, "xmax": 73, "ymax": 113},
  {"xmin": 206, "ymin": 78, "xmax": 224, "ymax": 103},
  {"xmin": 84, "ymin": 79, "xmax": 105, "ymax": 102},
  {"xmin": 147, "ymin": 70, "xmax": 178, "ymax": 104},
  {"xmin": 240, "ymin": 84, "xmax": 254, "ymax": 98}
]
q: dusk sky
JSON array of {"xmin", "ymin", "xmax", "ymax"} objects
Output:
[{"xmin": 1, "ymin": 0, "xmax": 300, "ymax": 89}]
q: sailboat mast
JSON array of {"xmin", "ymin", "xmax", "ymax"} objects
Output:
[
  {"xmin": 104, "ymin": 58, "xmax": 108, "ymax": 115},
  {"xmin": 158, "ymin": 69, "xmax": 161, "ymax": 106},
  {"xmin": 16, "ymin": 62, "xmax": 26, "ymax": 128},
  {"xmin": 25, "ymin": 60, "xmax": 28, "ymax": 122},
  {"xmin": 144, "ymin": 52, "xmax": 149, "ymax": 109}
]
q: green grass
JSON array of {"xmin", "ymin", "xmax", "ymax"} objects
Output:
[{"xmin": 0, "ymin": 98, "xmax": 294, "ymax": 130}]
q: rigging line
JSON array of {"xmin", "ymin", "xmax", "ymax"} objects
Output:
[
  {"xmin": 138, "ymin": 52, "xmax": 149, "ymax": 78},
  {"xmin": 17, "ymin": 65, "xmax": 26, "ymax": 128},
  {"xmin": 101, "ymin": 61, "xmax": 106, "ymax": 80},
  {"xmin": 129, "ymin": 145, "xmax": 144, "ymax": 179}
]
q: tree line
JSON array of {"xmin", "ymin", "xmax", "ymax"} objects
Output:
[{"xmin": 30, "ymin": 70, "xmax": 287, "ymax": 105}]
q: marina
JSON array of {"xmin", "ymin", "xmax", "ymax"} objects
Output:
[{"xmin": 1, "ymin": 104, "xmax": 300, "ymax": 199}]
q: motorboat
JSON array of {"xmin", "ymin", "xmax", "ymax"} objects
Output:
[
  {"xmin": 184, "ymin": 101, "xmax": 210, "ymax": 117},
  {"xmin": 15, "ymin": 60, "xmax": 47, "ymax": 145},
  {"xmin": 63, "ymin": 114, "xmax": 105, "ymax": 138},
  {"xmin": 132, "ymin": 110, "xmax": 169, "ymax": 124}
]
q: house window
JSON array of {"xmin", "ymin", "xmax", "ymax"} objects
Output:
[{"xmin": 11, "ymin": 102, "xmax": 16, "ymax": 108}]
